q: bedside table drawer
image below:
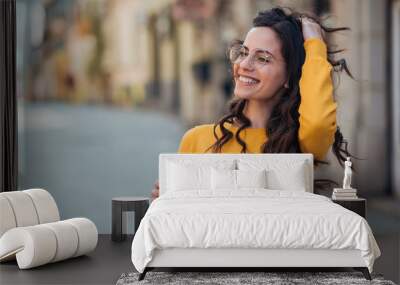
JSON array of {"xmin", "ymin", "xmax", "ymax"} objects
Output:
[{"xmin": 332, "ymin": 198, "xmax": 366, "ymax": 218}]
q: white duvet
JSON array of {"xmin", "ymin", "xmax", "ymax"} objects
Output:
[{"xmin": 131, "ymin": 190, "xmax": 381, "ymax": 273}]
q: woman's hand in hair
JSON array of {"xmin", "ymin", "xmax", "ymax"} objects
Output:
[
  {"xmin": 301, "ymin": 17, "xmax": 325, "ymax": 41},
  {"xmin": 151, "ymin": 180, "xmax": 160, "ymax": 199}
]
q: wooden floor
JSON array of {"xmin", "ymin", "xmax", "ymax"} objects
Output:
[
  {"xmin": 0, "ymin": 235, "xmax": 133, "ymax": 285},
  {"xmin": 1, "ymin": 233, "xmax": 398, "ymax": 284}
]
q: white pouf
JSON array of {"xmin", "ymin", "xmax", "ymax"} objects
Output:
[{"xmin": 0, "ymin": 189, "xmax": 98, "ymax": 269}]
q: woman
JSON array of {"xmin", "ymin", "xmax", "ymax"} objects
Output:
[{"xmin": 152, "ymin": 7, "xmax": 352, "ymax": 198}]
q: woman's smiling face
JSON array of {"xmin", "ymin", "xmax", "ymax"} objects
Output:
[{"xmin": 233, "ymin": 27, "xmax": 287, "ymax": 101}]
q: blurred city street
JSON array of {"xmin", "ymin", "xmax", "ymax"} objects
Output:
[{"xmin": 20, "ymin": 101, "xmax": 185, "ymax": 233}]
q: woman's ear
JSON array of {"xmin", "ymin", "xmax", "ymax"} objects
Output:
[{"xmin": 284, "ymin": 81, "xmax": 289, "ymax": 89}]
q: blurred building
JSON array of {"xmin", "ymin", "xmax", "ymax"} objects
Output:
[
  {"xmin": 103, "ymin": 0, "xmax": 149, "ymax": 106},
  {"xmin": 327, "ymin": 0, "xmax": 400, "ymax": 199}
]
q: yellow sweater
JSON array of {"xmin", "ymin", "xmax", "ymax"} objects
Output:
[{"xmin": 178, "ymin": 38, "xmax": 337, "ymax": 161}]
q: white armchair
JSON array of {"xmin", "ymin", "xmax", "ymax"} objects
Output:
[{"xmin": 0, "ymin": 189, "xmax": 98, "ymax": 269}]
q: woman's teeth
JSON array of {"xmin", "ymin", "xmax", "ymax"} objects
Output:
[{"xmin": 238, "ymin": 75, "xmax": 259, "ymax": 85}]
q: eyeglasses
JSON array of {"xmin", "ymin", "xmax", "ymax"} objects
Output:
[{"xmin": 228, "ymin": 44, "xmax": 274, "ymax": 68}]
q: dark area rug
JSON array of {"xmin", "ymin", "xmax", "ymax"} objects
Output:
[{"xmin": 116, "ymin": 271, "xmax": 397, "ymax": 285}]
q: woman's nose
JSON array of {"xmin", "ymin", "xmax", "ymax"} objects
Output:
[{"xmin": 239, "ymin": 55, "xmax": 254, "ymax": 70}]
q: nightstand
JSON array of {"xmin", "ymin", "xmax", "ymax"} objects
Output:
[
  {"xmin": 332, "ymin": 198, "xmax": 366, "ymax": 218},
  {"xmin": 112, "ymin": 197, "xmax": 150, "ymax": 242}
]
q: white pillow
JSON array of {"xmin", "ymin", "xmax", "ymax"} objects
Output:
[
  {"xmin": 267, "ymin": 163, "xmax": 307, "ymax": 191},
  {"xmin": 236, "ymin": 169, "xmax": 267, "ymax": 188},
  {"xmin": 238, "ymin": 159, "xmax": 308, "ymax": 191},
  {"xmin": 167, "ymin": 162, "xmax": 209, "ymax": 191},
  {"xmin": 211, "ymin": 168, "xmax": 268, "ymax": 190},
  {"xmin": 166, "ymin": 160, "xmax": 236, "ymax": 192},
  {"xmin": 211, "ymin": 168, "xmax": 236, "ymax": 190}
]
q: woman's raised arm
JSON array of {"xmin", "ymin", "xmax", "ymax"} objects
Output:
[{"xmin": 298, "ymin": 19, "xmax": 337, "ymax": 161}]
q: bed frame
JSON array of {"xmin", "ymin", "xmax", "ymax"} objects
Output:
[
  {"xmin": 139, "ymin": 248, "xmax": 371, "ymax": 280},
  {"xmin": 138, "ymin": 154, "xmax": 372, "ymax": 281}
]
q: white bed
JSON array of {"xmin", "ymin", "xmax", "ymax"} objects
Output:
[{"xmin": 131, "ymin": 154, "xmax": 381, "ymax": 281}]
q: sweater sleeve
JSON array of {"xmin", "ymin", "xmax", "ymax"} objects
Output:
[
  {"xmin": 177, "ymin": 127, "xmax": 197, "ymax": 153},
  {"xmin": 298, "ymin": 38, "xmax": 337, "ymax": 161}
]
